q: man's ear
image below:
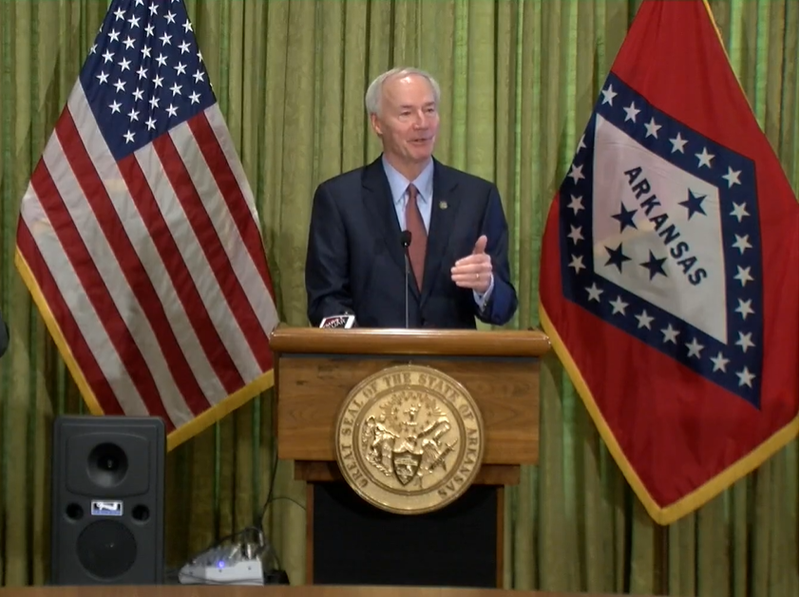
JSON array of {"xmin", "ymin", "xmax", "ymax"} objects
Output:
[{"xmin": 370, "ymin": 113, "xmax": 382, "ymax": 136}]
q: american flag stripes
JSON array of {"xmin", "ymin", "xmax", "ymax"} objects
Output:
[{"xmin": 14, "ymin": 0, "xmax": 279, "ymax": 449}]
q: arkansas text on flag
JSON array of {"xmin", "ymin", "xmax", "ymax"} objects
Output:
[
  {"xmin": 15, "ymin": 0, "xmax": 279, "ymax": 450},
  {"xmin": 539, "ymin": 0, "xmax": 798, "ymax": 524}
]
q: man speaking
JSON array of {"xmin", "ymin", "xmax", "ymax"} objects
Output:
[{"xmin": 305, "ymin": 67, "xmax": 517, "ymax": 329}]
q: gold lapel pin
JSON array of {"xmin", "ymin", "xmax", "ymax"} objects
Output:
[{"xmin": 439, "ymin": 201, "xmax": 448, "ymax": 210}]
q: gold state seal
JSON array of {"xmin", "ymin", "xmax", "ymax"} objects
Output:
[{"xmin": 335, "ymin": 364, "xmax": 485, "ymax": 515}]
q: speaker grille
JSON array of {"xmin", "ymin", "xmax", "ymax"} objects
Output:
[{"xmin": 77, "ymin": 520, "xmax": 138, "ymax": 579}]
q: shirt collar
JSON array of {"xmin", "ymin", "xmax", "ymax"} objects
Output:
[{"xmin": 381, "ymin": 155, "xmax": 434, "ymax": 205}]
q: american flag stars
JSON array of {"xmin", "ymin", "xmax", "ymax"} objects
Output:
[{"xmin": 82, "ymin": 0, "xmax": 214, "ymax": 161}]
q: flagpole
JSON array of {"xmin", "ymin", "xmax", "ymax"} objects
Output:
[{"xmin": 657, "ymin": 523, "xmax": 670, "ymax": 595}]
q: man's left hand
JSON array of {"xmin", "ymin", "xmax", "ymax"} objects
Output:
[{"xmin": 451, "ymin": 235, "xmax": 492, "ymax": 293}]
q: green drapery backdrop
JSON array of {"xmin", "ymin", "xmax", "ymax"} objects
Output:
[{"xmin": 0, "ymin": 0, "xmax": 797, "ymax": 594}]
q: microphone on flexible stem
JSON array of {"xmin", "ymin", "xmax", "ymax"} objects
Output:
[{"xmin": 400, "ymin": 230, "xmax": 412, "ymax": 329}]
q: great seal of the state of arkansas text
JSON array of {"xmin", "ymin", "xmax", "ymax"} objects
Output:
[{"xmin": 334, "ymin": 364, "xmax": 485, "ymax": 515}]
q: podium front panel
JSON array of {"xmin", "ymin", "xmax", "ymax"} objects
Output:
[{"xmin": 309, "ymin": 483, "xmax": 500, "ymax": 588}]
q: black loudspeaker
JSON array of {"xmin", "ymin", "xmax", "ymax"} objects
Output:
[{"xmin": 50, "ymin": 415, "xmax": 166, "ymax": 585}]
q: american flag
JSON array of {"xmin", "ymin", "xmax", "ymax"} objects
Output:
[{"xmin": 14, "ymin": 0, "xmax": 279, "ymax": 449}]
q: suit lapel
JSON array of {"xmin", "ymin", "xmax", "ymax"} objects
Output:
[
  {"xmin": 361, "ymin": 157, "xmax": 422, "ymax": 300},
  {"xmin": 420, "ymin": 160, "xmax": 460, "ymax": 305}
]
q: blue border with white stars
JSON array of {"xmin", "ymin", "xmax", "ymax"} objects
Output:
[{"xmin": 558, "ymin": 72, "xmax": 763, "ymax": 408}]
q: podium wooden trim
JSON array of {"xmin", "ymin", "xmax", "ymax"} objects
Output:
[
  {"xmin": 269, "ymin": 326, "xmax": 549, "ymax": 588},
  {"xmin": 269, "ymin": 327, "xmax": 550, "ymax": 357}
]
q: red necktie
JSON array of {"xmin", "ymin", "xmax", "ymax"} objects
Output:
[{"xmin": 405, "ymin": 184, "xmax": 427, "ymax": 290}]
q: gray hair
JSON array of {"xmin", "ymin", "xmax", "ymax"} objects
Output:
[{"xmin": 364, "ymin": 67, "xmax": 441, "ymax": 116}]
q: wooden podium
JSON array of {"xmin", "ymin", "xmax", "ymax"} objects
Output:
[{"xmin": 269, "ymin": 327, "xmax": 550, "ymax": 588}]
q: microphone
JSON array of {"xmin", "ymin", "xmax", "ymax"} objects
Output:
[{"xmin": 400, "ymin": 231, "xmax": 412, "ymax": 329}]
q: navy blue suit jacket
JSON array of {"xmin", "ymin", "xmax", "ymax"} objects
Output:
[{"xmin": 305, "ymin": 156, "xmax": 518, "ymax": 329}]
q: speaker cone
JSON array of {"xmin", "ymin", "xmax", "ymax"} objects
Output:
[
  {"xmin": 77, "ymin": 520, "xmax": 137, "ymax": 579},
  {"xmin": 87, "ymin": 443, "xmax": 129, "ymax": 487}
]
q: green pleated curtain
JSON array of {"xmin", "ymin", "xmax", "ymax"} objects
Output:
[{"xmin": 0, "ymin": 0, "xmax": 797, "ymax": 594}]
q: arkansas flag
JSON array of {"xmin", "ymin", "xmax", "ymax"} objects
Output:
[
  {"xmin": 14, "ymin": 0, "xmax": 279, "ymax": 450},
  {"xmin": 539, "ymin": 0, "xmax": 798, "ymax": 525}
]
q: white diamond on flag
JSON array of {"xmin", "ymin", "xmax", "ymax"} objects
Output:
[
  {"xmin": 558, "ymin": 73, "xmax": 762, "ymax": 407},
  {"xmin": 591, "ymin": 113, "xmax": 727, "ymax": 344}
]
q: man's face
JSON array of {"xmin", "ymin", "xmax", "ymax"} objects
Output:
[{"xmin": 370, "ymin": 74, "xmax": 440, "ymax": 168}]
